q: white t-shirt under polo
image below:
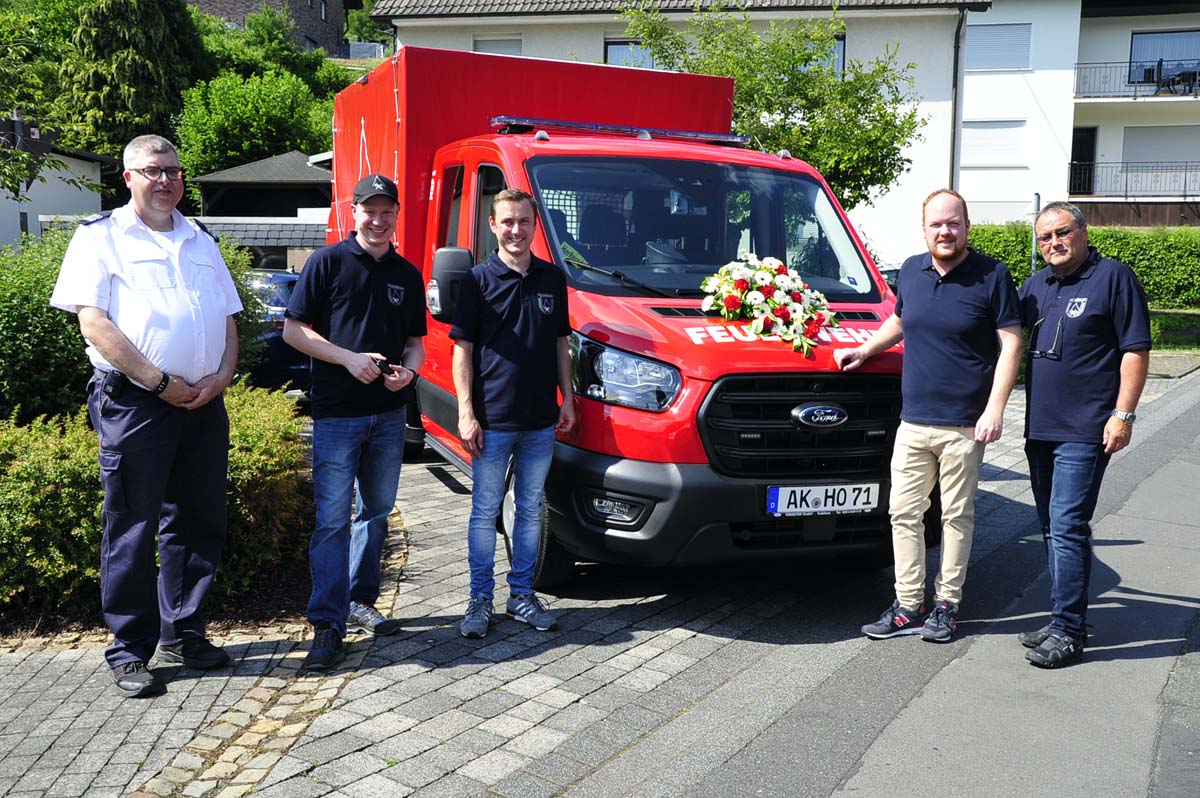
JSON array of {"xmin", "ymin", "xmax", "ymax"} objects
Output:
[{"xmin": 50, "ymin": 202, "xmax": 243, "ymax": 386}]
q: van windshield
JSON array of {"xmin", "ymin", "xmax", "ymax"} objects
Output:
[{"xmin": 527, "ymin": 156, "xmax": 878, "ymax": 301}]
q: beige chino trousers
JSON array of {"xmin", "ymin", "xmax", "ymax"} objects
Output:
[{"xmin": 889, "ymin": 420, "xmax": 986, "ymax": 608}]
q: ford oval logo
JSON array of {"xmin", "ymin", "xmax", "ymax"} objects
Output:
[{"xmin": 792, "ymin": 403, "xmax": 849, "ymax": 428}]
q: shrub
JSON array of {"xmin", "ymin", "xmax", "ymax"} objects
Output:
[
  {"xmin": 0, "ymin": 381, "xmax": 312, "ymax": 620},
  {"xmin": 0, "ymin": 227, "xmax": 266, "ymax": 422},
  {"xmin": 970, "ymin": 223, "xmax": 1200, "ymax": 309}
]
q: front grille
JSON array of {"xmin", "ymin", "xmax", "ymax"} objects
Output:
[
  {"xmin": 730, "ymin": 513, "xmax": 888, "ymax": 550},
  {"xmin": 698, "ymin": 373, "xmax": 902, "ymax": 478}
]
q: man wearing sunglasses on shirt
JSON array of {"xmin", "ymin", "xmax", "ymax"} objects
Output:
[
  {"xmin": 51, "ymin": 135, "xmax": 242, "ymax": 697},
  {"xmin": 1017, "ymin": 201, "xmax": 1151, "ymax": 668}
]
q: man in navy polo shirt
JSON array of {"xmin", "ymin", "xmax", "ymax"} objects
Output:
[
  {"xmin": 451, "ymin": 188, "xmax": 575, "ymax": 639},
  {"xmin": 1018, "ymin": 201, "xmax": 1150, "ymax": 669},
  {"xmin": 836, "ymin": 189, "xmax": 1022, "ymax": 643},
  {"xmin": 283, "ymin": 174, "xmax": 427, "ymax": 671}
]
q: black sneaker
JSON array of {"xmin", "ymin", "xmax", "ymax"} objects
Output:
[
  {"xmin": 1025, "ymin": 631, "xmax": 1086, "ymax": 669},
  {"xmin": 862, "ymin": 600, "xmax": 926, "ymax": 639},
  {"xmin": 302, "ymin": 626, "xmax": 345, "ymax": 672},
  {"xmin": 111, "ymin": 661, "xmax": 162, "ymax": 698},
  {"xmin": 158, "ymin": 638, "xmax": 231, "ymax": 669},
  {"xmin": 921, "ymin": 600, "xmax": 958, "ymax": 643},
  {"xmin": 1017, "ymin": 624, "xmax": 1051, "ymax": 649}
]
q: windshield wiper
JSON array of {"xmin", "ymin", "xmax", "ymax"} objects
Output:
[
  {"xmin": 562, "ymin": 256, "xmax": 671, "ymax": 298},
  {"xmin": 672, "ymin": 288, "xmax": 707, "ymax": 297}
]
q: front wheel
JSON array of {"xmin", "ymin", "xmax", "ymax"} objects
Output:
[{"xmin": 498, "ymin": 465, "xmax": 576, "ymax": 590}]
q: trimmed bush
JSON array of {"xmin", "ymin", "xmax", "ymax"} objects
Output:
[
  {"xmin": 970, "ymin": 223, "xmax": 1200, "ymax": 309},
  {"xmin": 0, "ymin": 227, "xmax": 266, "ymax": 422},
  {"xmin": 0, "ymin": 381, "xmax": 312, "ymax": 619}
]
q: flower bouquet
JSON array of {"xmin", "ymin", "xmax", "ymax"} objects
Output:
[{"xmin": 699, "ymin": 253, "xmax": 837, "ymax": 356}]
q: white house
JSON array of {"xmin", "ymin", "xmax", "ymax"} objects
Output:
[
  {"xmin": 0, "ymin": 148, "xmax": 112, "ymax": 245},
  {"xmin": 371, "ymin": 0, "xmax": 1199, "ymax": 262}
]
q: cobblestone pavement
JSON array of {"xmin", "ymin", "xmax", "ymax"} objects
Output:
[{"xmin": 0, "ymin": 371, "xmax": 1187, "ymax": 798}]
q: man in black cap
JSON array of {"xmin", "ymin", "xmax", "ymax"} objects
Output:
[{"xmin": 284, "ymin": 173, "xmax": 427, "ymax": 671}]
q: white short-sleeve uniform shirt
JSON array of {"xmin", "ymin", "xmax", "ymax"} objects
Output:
[{"xmin": 50, "ymin": 202, "xmax": 244, "ymax": 386}]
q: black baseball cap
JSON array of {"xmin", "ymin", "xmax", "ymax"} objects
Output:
[{"xmin": 353, "ymin": 173, "xmax": 399, "ymax": 204}]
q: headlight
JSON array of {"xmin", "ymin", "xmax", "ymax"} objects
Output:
[{"xmin": 570, "ymin": 332, "xmax": 681, "ymax": 412}]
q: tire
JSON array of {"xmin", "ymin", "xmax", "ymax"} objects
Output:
[{"xmin": 497, "ymin": 464, "xmax": 576, "ymax": 590}]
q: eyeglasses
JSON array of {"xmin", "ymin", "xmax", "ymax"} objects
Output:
[
  {"xmin": 1029, "ymin": 316, "xmax": 1062, "ymax": 359},
  {"xmin": 130, "ymin": 166, "xmax": 184, "ymax": 182},
  {"xmin": 1036, "ymin": 226, "xmax": 1076, "ymax": 245}
]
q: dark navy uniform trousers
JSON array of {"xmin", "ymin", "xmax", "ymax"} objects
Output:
[{"xmin": 87, "ymin": 372, "xmax": 229, "ymax": 668}]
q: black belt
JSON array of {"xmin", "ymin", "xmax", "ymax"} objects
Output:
[{"xmin": 94, "ymin": 368, "xmax": 154, "ymax": 399}]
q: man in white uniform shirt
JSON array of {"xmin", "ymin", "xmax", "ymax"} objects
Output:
[{"xmin": 51, "ymin": 135, "xmax": 242, "ymax": 698}]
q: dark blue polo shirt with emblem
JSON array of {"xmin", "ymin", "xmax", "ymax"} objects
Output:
[
  {"xmin": 449, "ymin": 253, "xmax": 570, "ymax": 431},
  {"xmin": 1019, "ymin": 247, "xmax": 1151, "ymax": 443},
  {"xmin": 286, "ymin": 234, "xmax": 426, "ymax": 419},
  {"xmin": 894, "ymin": 248, "xmax": 1020, "ymax": 426}
]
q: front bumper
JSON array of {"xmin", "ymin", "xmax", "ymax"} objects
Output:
[{"xmin": 543, "ymin": 443, "xmax": 892, "ymax": 567}]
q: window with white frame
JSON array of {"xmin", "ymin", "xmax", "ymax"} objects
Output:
[
  {"xmin": 961, "ymin": 121, "xmax": 1027, "ymax": 167},
  {"xmin": 473, "ymin": 37, "xmax": 522, "ymax": 56},
  {"xmin": 965, "ymin": 23, "xmax": 1032, "ymax": 70},
  {"xmin": 605, "ymin": 40, "xmax": 658, "ymax": 69}
]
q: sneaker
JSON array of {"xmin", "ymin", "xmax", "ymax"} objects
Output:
[
  {"xmin": 1018, "ymin": 624, "xmax": 1052, "ymax": 649},
  {"xmin": 505, "ymin": 593, "xmax": 556, "ymax": 631},
  {"xmin": 460, "ymin": 596, "xmax": 494, "ymax": 639},
  {"xmin": 347, "ymin": 601, "xmax": 402, "ymax": 636},
  {"xmin": 158, "ymin": 637, "xmax": 231, "ymax": 669},
  {"xmin": 302, "ymin": 626, "xmax": 345, "ymax": 672},
  {"xmin": 862, "ymin": 600, "xmax": 926, "ymax": 639},
  {"xmin": 1026, "ymin": 631, "xmax": 1086, "ymax": 668},
  {"xmin": 111, "ymin": 660, "xmax": 162, "ymax": 698},
  {"xmin": 921, "ymin": 600, "xmax": 958, "ymax": 643}
]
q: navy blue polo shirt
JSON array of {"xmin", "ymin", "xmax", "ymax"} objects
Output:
[
  {"xmin": 286, "ymin": 234, "xmax": 426, "ymax": 419},
  {"xmin": 449, "ymin": 253, "xmax": 570, "ymax": 431},
  {"xmin": 894, "ymin": 249, "xmax": 1020, "ymax": 426},
  {"xmin": 1019, "ymin": 248, "xmax": 1151, "ymax": 443}
]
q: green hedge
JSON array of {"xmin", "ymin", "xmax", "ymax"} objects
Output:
[
  {"xmin": 0, "ymin": 227, "xmax": 267, "ymax": 423},
  {"xmin": 970, "ymin": 223, "xmax": 1200, "ymax": 309},
  {"xmin": 0, "ymin": 382, "xmax": 312, "ymax": 618}
]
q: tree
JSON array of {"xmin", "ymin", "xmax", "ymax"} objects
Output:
[
  {"xmin": 56, "ymin": 0, "xmax": 206, "ymax": 158},
  {"xmin": 346, "ymin": 0, "xmax": 392, "ymax": 47},
  {"xmin": 622, "ymin": 3, "xmax": 924, "ymax": 210},
  {"xmin": 175, "ymin": 70, "xmax": 332, "ymax": 198}
]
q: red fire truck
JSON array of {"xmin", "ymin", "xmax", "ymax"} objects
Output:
[{"xmin": 327, "ymin": 47, "xmax": 927, "ymax": 587}]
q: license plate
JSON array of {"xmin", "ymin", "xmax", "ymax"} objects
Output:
[{"xmin": 767, "ymin": 483, "xmax": 879, "ymax": 516}]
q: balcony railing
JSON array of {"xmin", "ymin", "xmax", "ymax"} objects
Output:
[
  {"xmin": 1075, "ymin": 60, "xmax": 1200, "ymax": 98},
  {"xmin": 1069, "ymin": 161, "xmax": 1200, "ymax": 197}
]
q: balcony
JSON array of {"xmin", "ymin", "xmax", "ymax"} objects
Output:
[
  {"xmin": 1069, "ymin": 161, "xmax": 1200, "ymax": 198},
  {"xmin": 1075, "ymin": 60, "xmax": 1199, "ymax": 98}
]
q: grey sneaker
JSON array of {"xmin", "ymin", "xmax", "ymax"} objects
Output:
[
  {"xmin": 505, "ymin": 593, "xmax": 556, "ymax": 631},
  {"xmin": 1025, "ymin": 631, "xmax": 1086, "ymax": 669},
  {"xmin": 460, "ymin": 596, "xmax": 493, "ymax": 639},
  {"xmin": 862, "ymin": 600, "xmax": 926, "ymax": 639},
  {"xmin": 1018, "ymin": 624, "xmax": 1052, "ymax": 649},
  {"xmin": 921, "ymin": 600, "xmax": 958, "ymax": 643},
  {"xmin": 347, "ymin": 601, "xmax": 401, "ymax": 636}
]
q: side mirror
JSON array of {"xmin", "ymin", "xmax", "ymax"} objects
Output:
[{"xmin": 427, "ymin": 247, "xmax": 474, "ymax": 323}]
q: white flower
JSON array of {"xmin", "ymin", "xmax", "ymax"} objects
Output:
[
  {"xmin": 745, "ymin": 290, "xmax": 765, "ymax": 306},
  {"xmin": 753, "ymin": 271, "xmax": 773, "ymax": 286},
  {"xmin": 787, "ymin": 110, "xmax": 808, "ymax": 127},
  {"xmin": 761, "ymin": 256, "xmax": 783, "ymax": 270},
  {"xmin": 774, "ymin": 274, "xmax": 792, "ymax": 291},
  {"xmin": 701, "ymin": 294, "xmax": 716, "ymax": 312},
  {"xmin": 731, "ymin": 265, "xmax": 751, "ymax": 281},
  {"xmin": 788, "ymin": 302, "xmax": 804, "ymax": 317}
]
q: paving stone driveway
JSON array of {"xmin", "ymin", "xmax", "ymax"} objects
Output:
[{"xmin": 0, "ymin": 375, "xmax": 1183, "ymax": 798}]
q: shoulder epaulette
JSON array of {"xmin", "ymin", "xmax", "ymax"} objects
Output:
[
  {"xmin": 191, "ymin": 218, "xmax": 219, "ymax": 244},
  {"xmin": 80, "ymin": 210, "xmax": 113, "ymax": 226}
]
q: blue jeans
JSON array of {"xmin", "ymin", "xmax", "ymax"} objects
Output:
[
  {"xmin": 1025, "ymin": 439, "xmax": 1111, "ymax": 638},
  {"xmin": 308, "ymin": 410, "xmax": 405, "ymax": 635},
  {"xmin": 467, "ymin": 425, "xmax": 556, "ymax": 599}
]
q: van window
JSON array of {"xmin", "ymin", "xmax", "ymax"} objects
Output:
[
  {"xmin": 474, "ymin": 165, "xmax": 506, "ymax": 262},
  {"xmin": 528, "ymin": 156, "xmax": 877, "ymax": 301},
  {"xmin": 437, "ymin": 165, "xmax": 465, "ymax": 248}
]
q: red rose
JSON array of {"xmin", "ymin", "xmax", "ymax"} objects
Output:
[
  {"xmin": 814, "ymin": 312, "xmax": 825, "ymax": 325},
  {"xmin": 805, "ymin": 320, "xmax": 821, "ymax": 338},
  {"xmin": 761, "ymin": 315, "xmax": 775, "ymax": 331},
  {"xmin": 723, "ymin": 294, "xmax": 742, "ymax": 311},
  {"xmin": 776, "ymin": 264, "xmax": 788, "ymax": 275},
  {"xmin": 734, "ymin": 279, "xmax": 750, "ymax": 293},
  {"xmin": 773, "ymin": 306, "xmax": 791, "ymax": 323},
  {"xmin": 760, "ymin": 284, "xmax": 776, "ymax": 299},
  {"xmin": 790, "ymin": 291, "xmax": 803, "ymax": 303}
]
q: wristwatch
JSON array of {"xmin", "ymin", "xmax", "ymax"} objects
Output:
[{"xmin": 1111, "ymin": 409, "xmax": 1136, "ymax": 425}]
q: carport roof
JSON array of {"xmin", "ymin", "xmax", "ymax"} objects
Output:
[
  {"xmin": 191, "ymin": 151, "xmax": 331, "ymax": 185},
  {"xmin": 373, "ymin": 0, "xmax": 990, "ymax": 17}
]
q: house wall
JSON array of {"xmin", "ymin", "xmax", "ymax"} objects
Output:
[
  {"xmin": 1077, "ymin": 12, "xmax": 1200, "ymax": 63},
  {"xmin": 0, "ymin": 154, "xmax": 102, "ymax": 244},
  {"xmin": 960, "ymin": 0, "xmax": 1081, "ymax": 225},
  {"xmin": 193, "ymin": 0, "xmax": 343, "ymax": 52},
  {"xmin": 1075, "ymin": 102, "xmax": 1200, "ymax": 164}
]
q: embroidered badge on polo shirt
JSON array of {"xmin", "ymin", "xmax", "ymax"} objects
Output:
[
  {"xmin": 1066, "ymin": 298, "xmax": 1087, "ymax": 318},
  {"xmin": 536, "ymin": 293, "xmax": 554, "ymax": 314},
  {"xmin": 387, "ymin": 284, "xmax": 405, "ymax": 305}
]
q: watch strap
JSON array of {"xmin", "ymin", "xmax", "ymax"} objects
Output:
[{"xmin": 153, "ymin": 372, "xmax": 171, "ymax": 395}]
